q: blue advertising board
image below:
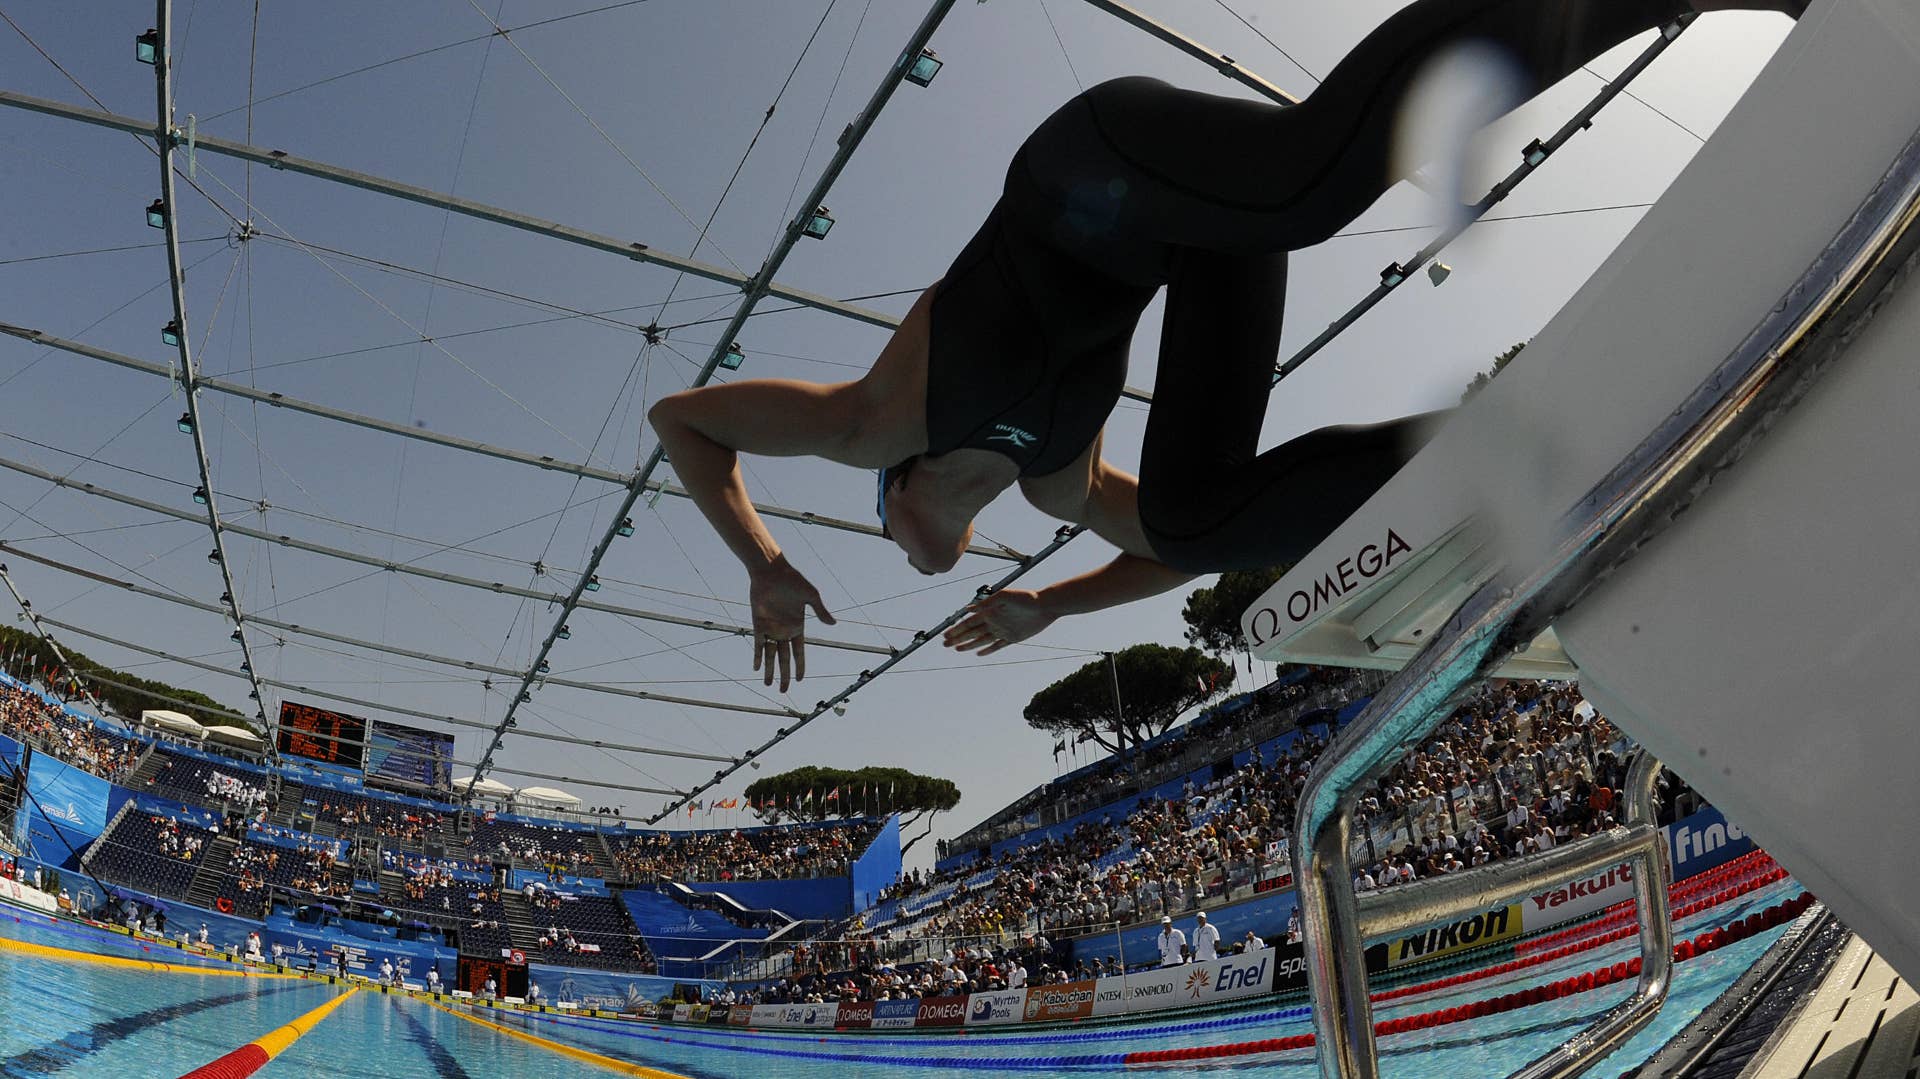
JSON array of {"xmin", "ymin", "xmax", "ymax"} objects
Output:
[{"xmin": 23, "ymin": 752, "xmax": 111, "ymax": 857}]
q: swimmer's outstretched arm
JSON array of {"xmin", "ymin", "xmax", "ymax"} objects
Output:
[
  {"xmin": 947, "ymin": 444, "xmax": 1194, "ymax": 655},
  {"xmin": 650, "ymin": 379, "xmax": 898, "ymax": 690}
]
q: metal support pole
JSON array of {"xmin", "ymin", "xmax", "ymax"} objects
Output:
[
  {"xmin": 471, "ymin": 0, "xmax": 966, "ymax": 794},
  {"xmin": 1075, "ymin": 0, "xmax": 1299, "ymax": 106},
  {"xmin": 0, "ymin": 563, "xmax": 108, "ymax": 717},
  {"xmin": 1105, "ymin": 649, "xmax": 1128, "ymax": 766},
  {"xmin": 149, "ymin": 0, "xmax": 275, "ymax": 744}
]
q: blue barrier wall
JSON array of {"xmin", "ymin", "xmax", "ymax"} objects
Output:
[
  {"xmin": 849, "ymin": 814, "xmax": 901, "ymax": 913},
  {"xmin": 685, "ymin": 876, "xmax": 849, "ymax": 921},
  {"xmin": 22, "ymin": 753, "xmax": 112, "ymax": 867},
  {"xmin": 527, "ymin": 962, "xmax": 714, "ymax": 1008}
]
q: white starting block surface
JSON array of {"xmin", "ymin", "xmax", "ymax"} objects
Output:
[{"xmin": 1247, "ymin": 0, "xmax": 1920, "ymax": 983}]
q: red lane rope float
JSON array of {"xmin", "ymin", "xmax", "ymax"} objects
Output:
[
  {"xmin": 175, "ymin": 988, "xmax": 357, "ymax": 1079},
  {"xmin": 1372, "ymin": 861, "xmax": 1793, "ymax": 1006},
  {"xmin": 214, "ymin": 897, "xmax": 235, "ymax": 914},
  {"xmin": 1119, "ymin": 891, "xmax": 1816, "ymax": 1066}
]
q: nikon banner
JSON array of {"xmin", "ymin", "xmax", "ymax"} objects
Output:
[{"xmin": 1384, "ymin": 904, "xmax": 1523, "ymax": 968}]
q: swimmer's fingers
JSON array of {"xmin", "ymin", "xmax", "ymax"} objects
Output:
[
  {"xmin": 975, "ymin": 636, "xmax": 1014, "ymax": 658},
  {"xmin": 793, "ymin": 634, "xmax": 806, "ymax": 683},
  {"xmin": 776, "ymin": 637, "xmax": 794, "ymax": 693}
]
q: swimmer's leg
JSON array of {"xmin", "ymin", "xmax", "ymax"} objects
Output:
[
  {"xmin": 1135, "ymin": 248, "xmax": 1435, "ymax": 574},
  {"xmin": 1014, "ymin": 0, "xmax": 1701, "ymax": 256}
]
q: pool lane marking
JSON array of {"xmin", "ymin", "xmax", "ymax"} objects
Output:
[
  {"xmin": 175, "ymin": 987, "xmax": 358, "ymax": 1079},
  {"xmin": 425, "ymin": 999, "xmax": 692, "ymax": 1079},
  {"xmin": 0, "ymin": 983, "xmax": 311, "ymax": 1075},
  {"xmin": 388, "ymin": 996, "xmax": 478, "ymax": 1079},
  {"xmin": 0, "ymin": 933, "xmax": 302, "ymax": 978}
]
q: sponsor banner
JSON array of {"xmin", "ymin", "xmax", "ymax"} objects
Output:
[
  {"xmin": 964, "ymin": 990, "xmax": 1026, "ymax": 1027},
  {"xmin": 835, "ymin": 1001, "xmax": 874, "ymax": 1029},
  {"xmin": 915, "ymin": 995, "xmax": 969, "ymax": 1028},
  {"xmin": 672, "ymin": 1004, "xmax": 693, "ymax": 1022},
  {"xmin": 1386, "ymin": 904, "xmax": 1522, "ymax": 968},
  {"xmin": 1022, "ymin": 980, "xmax": 1098, "ymax": 1022},
  {"xmin": 764, "ymin": 1003, "xmax": 837, "ymax": 1029},
  {"xmin": 0, "ymin": 877, "xmax": 57, "ymax": 915},
  {"xmin": 706, "ymin": 1005, "xmax": 731, "ymax": 1025},
  {"xmin": 1090, "ymin": 948, "xmax": 1283, "ymax": 1017},
  {"xmin": 1525, "ymin": 862, "xmax": 1636, "ymax": 929},
  {"xmin": 729, "ymin": 1005, "xmax": 754, "ymax": 1027},
  {"xmin": 1668, "ymin": 806, "xmax": 1756, "ymax": 880},
  {"xmin": 688, "ymin": 1004, "xmax": 710, "ymax": 1022},
  {"xmin": 871, "ymin": 998, "xmax": 920, "ymax": 1029}
]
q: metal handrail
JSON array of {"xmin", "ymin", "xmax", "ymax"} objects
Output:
[{"xmin": 1291, "ymin": 113, "xmax": 1920, "ymax": 1079}]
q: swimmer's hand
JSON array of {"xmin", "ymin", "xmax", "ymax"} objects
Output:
[
  {"xmin": 943, "ymin": 589, "xmax": 1056, "ymax": 657},
  {"xmin": 750, "ymin": 555, "xmax": 836, "ymax": 691}
]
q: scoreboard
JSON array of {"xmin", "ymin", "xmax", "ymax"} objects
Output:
[
  {"xmin": 276, "ymin": 701, "xmax": 368, "ymax": 768},
  {"xmin": 367, "ymin": 720, "xmax": 455, "ymax": 789}
]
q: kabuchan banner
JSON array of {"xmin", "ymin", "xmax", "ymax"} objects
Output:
[{"xmin": 1022, "ymin": 980, "xmax": 1098, "ymax": 1022}]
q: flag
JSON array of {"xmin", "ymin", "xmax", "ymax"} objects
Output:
[{"xmin": 825, "ymin": 787, "xmax": 839, "ymax": 802}]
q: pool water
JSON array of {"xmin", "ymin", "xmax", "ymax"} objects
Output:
[{"xmin": 0, "ymin": 877, "xmax": 1803, "ymax": 1078}]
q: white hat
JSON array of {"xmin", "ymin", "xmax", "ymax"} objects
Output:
[
  {"xmin": 1195, "ymin": 912, "xmax": 1207, "ymax": 920},
  {"xmin": 1161, "ymin": 916, "xmax": 1172, "ymax": 924}
]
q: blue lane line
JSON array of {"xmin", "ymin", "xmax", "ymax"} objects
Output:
[
  {"xmin": 388, "ymin": 997, "xmax": 477, "ymax": 1079},
  {"xmin": 0, "ymin": 982, "xmax": 312, "ymax": 1077},
  {"xmin": 524, "ymin": 1003, "xmax": 1315, "ymax": 1049}
]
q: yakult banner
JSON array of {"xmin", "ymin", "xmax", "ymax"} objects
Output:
[
  {"xmin": 1089, "ymin": 948, "xmax": 1281, "ymax": 1017},
  {"xmin": 964, "ymin": 990, "xmax": 1026, "ymax": 1027},
  {"xmin": 1525, "ymin": 862, "xmax": 1636, "ymax": 929},
  {"xmin": 915, "ymin": 995, "xmax": 969, "ymax": 1028},
  {"xmin": 672, "ymin": 1004, "xmax": 693, "ymax": 1021},
  {"xmin": 729, "ymin": 1006, "xmax": 754, "ymax": 1026},
  {"xmin": 871, "ymin": 998, "xmax": 921, "ymax": 1029},
  {"xmin": 1022, "ymin": 980, "xmax": 1098, "ymax": 1022}
]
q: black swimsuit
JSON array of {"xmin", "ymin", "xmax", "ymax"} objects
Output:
[{"xmin": 924, "ymin": 0, "xmax": 1693, "ymax": 572}]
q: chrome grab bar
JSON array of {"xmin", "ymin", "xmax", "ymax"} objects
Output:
[{"xmin": 1292, "ymin": 116, "xmax": 1920, "ymax": 1079}]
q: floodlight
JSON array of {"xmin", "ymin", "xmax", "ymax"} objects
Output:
[
  {"xmin": 146, "ymin": 199, "xmax": 167, "ymax": 228},
  {"xmin": 905, "ymin": 47, "xmax": 942, "ymax": 87},
  {"xmin": 161, "ymin": 320, "xmax": 182, "ymax": 346},
  {"xmin": 720, "ymin": 342, "xmax": 746, "ymax": 371},
  {"xmin": 1428, "ymin": 262, "xmax": 1452, "ymax": 286},
  {"xmin": 192, "ymin": 486, "xmax": 208, "ymax": 505},
  {"xmin": 616, "ymin": 517, "xmax": 635, "ymax": 538},
  {"xmin": 135, "ymin": 29, "xmax": 159, "ymax": 65},
  {"xmin": 802, "ymin": 206, "xmax": 834, "ymax": 240}
]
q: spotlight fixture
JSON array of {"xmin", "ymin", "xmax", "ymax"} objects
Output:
[
  {"xmin": 556, "ymin": 624, "xmax": 572, "ymax": 640},
  {"xmin": 206, "ymin": 549, "xmax": 222, "ymax": 565},
  {"xmin": 161, "ymin": 319, "xmax": 182, "ymax": 347},
  {"xmin": 177, "ymin": 412, "xmax": 194, "ymax": 434},
  {"xmin": 583, "ymin": 575, "xmax": 601, "ymax": 593},
  {"xmin": 802, "ymin": 206, "xmax": 834, "ymax": 240},
  {"xmin": 615, "ymin": 517, "xmax": 635, "ymax": 538},
  {"xmin": 146, "ymin": 199, "xmax": 167, "ymax": 229},
  {"xmin": 135, "ymin": 28, "xmax": 159, "ymax": 65},
  {"xmin": 904, "ymin": 47, "xmax": 942, "ymax": 87},
  {"xmin": 1380, "ymin": 263, "xmax": 1408, "ymax": 288},
  {"xmin": 720, "ymin": 342, "xmax": 746, "ymax": 371},
  {"xmin": 191, "ymin": 486, "xmax": 209, "ymax": 505},
  {"xmin": 239, "ymin": 661, "xmax": 251, "ymax": 673},
  {"xmin": 833, "ymin": 702, "xmax": 848, "ymax": 717},
  {"xmin": 535, "ymin": 660, "xmax": 551, "ymax": 674},
  {"xmin": 1428, "ymin": 262, "xmax": 1453, "ymax": 286},
  {"xmin": 518, "ymin": 691, "xmax": 533, "ymax": 703}
]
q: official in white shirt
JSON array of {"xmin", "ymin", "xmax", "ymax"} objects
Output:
[
  {"xmin": 1191, "ymin": 911, "xmax": 1220, "ymax": 961},
  {"xmin": 1157, "ymin": 916, "xmax": 1187, "ymax": 967}
]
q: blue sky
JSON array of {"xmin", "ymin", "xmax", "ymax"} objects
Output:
[{"xmin": 0, "ymin": 0, "xmax": 1791, "ymax": 862}]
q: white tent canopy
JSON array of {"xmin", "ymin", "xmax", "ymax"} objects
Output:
[
  {"xmin": 513, "ymin": 785, "xmax": 580, "ymax": 811},
  {"xmin": 139, "ymin": 709, "xmax": 205, "ymax": 738},
  {"xmin": 451, "ymin": 774, "xmax": 514, "ymax": 798},
  {"xmin": 202, "ymin": 725, "xmax": 263, "ymax": 748}
]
